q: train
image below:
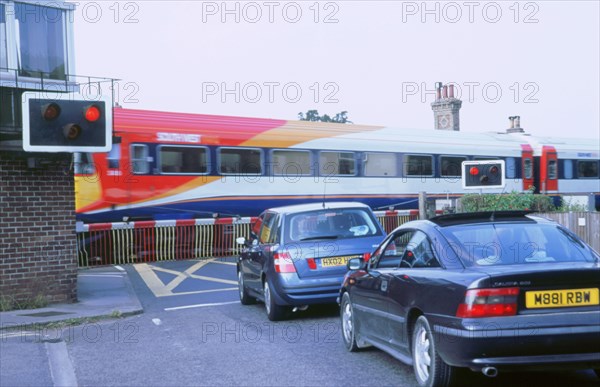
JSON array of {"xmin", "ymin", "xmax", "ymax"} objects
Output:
[{"xmin": 74, "ymin": 107, "xmax": 600, "ymax": 224}]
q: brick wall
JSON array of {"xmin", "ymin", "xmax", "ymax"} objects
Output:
[{"xmin": 0, "ymin": 152, "xmax": 77, "ymax": 306}]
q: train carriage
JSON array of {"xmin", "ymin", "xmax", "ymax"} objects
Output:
[{"xmin": 75, "ymin": 108, "xmax": 600, "ymax": 223}]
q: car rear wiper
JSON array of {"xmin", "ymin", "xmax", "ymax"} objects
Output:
[{"xmin": 299, "ymin": 235, "xmax": 340, "ymax": 241}]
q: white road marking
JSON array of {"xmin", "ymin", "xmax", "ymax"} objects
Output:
[
  {"xmin": 152, "ymin": 318, "xmax": 162, "ymax": 326},
  {"xmin": 114, "ymin": 265, "xmax": 125, "ymax": 271},
  {"xmin": 164, "ymin": 301, "xmax": 240, "ymax": 311}
]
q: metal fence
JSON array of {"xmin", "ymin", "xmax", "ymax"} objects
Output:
[
  {"xmin": 534, "ymin": 212, "xmax": 600, "ymax": 253},
  {"xmin": 76, "ymin": 211, "xmax": 419, "ymax": 267}
]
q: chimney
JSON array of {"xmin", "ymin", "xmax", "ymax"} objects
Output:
[
  {"xmin": 506, "ymin": 115, "xmax": 525, "ymax": 133},
  {"xmin": 431, "ymin": 82, "xmax": 462, "ymax": 131}
]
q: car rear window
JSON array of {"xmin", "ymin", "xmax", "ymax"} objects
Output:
[
  {"xmin": 285, "ymin": 208, "xmax": 383, "ymax": 243},
  {"xmin": 441, "ymin": 223, "xmax": 598, "ymax": 266}
]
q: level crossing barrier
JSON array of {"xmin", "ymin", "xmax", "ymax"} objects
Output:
[{"xmin": 76, "ymin": 210, "xmax": 419, "ymax": 267}]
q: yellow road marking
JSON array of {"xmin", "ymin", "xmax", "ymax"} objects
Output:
[
  {"xmin": 134, "ymin": 260, "xmax": 237, "ymax": 297},
  {"xmin": 134, "ymin": 264, "xmax": 172, "ymax": 297}
]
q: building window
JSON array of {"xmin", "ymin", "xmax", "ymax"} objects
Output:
[
  {"xmin": 131, "ymin": 144, "xmax": 149, "ymax": 174},
  {"xmin": 159, "ymin": 146, "xmax": 209, "ymax": 174},
  {"xmin": 364, "ymin": 152, "xmax": 396, "ymax": 177},
  {"xmin": 577, "ymin": 160, "xmax": 599, "ymax": 178},
  {"xmin": 272, "ymin": 150, "xmax": 311, "ymax": 176},
  {"xmin": 0, "ymin": 88, "xmax": 22, "ymax": 129},
  {"xmin": 320, "ymin": 151, "xmax": 356, "ymax": 176},
  {"xmin": 440, "ymin": 155, "xmax": 466, "ymax": 177},
  {"xmin": 403, "ymin": 154, "xmax": 433, "ymax": 177},
  {"xmin": 0, "ymin": 4, "xmax": 7, "ymax": 70},
  {"xmin": 15, "ymin": 2, "xmax": 67, "ymax": 80},
  {"xmin": 218, "ymin": 147, "xmax": 262, "ymax": 174}
]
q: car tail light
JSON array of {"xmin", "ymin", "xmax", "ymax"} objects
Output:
[
  {"xmin": 456, "ymin": 287, "xmax": 520, "ymax": 318},
  {"xmin": 274, "ymin": 252, "xmax": 296, "ymax": 273},
  {"xmin": 307, "ymin": 258, "xmax": 317, "ymax": 270},
  {"xmin": 363, "ymin": 252, "xmax": 371, "ymax": 262}
]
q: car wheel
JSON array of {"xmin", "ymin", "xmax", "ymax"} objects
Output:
[
  {"xmin": 412, "ymin": 316, "xmax": 456, "ymax": 387},
  {"xmin": 263, "ymin": 279, "xmax": 287, "ymax": 321},
  {"xmin": 340, "ymin": 292, "xmax": 359, "ymax": 352},
  {"xmin": 238, "ymin": 271, "xmax": 255, "ymax": 305}
]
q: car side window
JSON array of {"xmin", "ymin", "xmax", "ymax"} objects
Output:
[
  {"xmin": 259, "ymin": 212, "xmax": 277, "ymax": 244},
  {"xmin": 401, "ymin": 230, "xmax": 441, "ymax": 268},
  {"xmin": 372, "ymin": 231, "xmax": 413, "ymax": 269},
  {"xmin": 267, "ymin": 215, "xmax": 280, "ymax": 244},
  {"xmin": 251, "ymin": 213, "xmax": 265, "ymax": 240}
]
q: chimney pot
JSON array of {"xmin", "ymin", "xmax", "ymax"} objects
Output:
[
  {"xmin": 435, "ymin": 82, "xmax": 442, "ymax": 100},
  {"xmin": 514, "ymin": 116, "xmax": 521, "ymax": 128},
  {"xmin": 442, "ymin": 85, "xmax": 448, "ymax": 99},
  {"xmin": 449, "ymin": 84, "xmax": 455, "ymax": 98}
]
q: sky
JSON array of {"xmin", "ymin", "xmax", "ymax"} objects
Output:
[{"xmin": 70, "ymin": 0, "xmax": 600, "ymax": 141}]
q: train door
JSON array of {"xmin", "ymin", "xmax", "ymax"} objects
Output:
[
  {"xmin": 540, "ymin": 145, "xmax": 558, "ymax": 193},
  {"xmin": 520, "ymin": 144, "xmax": 534, "ymax": 192}
]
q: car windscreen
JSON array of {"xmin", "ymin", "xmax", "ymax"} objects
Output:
[
  {"xmin": 285, "ymin": 208, "xmax": 383, "ymax": 243},
  {"xmin": 440, "ymin": 222, "xmax": 598, "ymax": 267}
]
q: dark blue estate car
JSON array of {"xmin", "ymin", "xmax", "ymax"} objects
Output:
[
  {"xmin": 339, "ymin": 211, "xmax": 600, "ymax": 387},
  {"xmin": 236, "ymin": 202, "xmax": 386, "ymax": 321}
]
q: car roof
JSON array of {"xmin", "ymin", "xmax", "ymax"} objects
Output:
[
  {"xmin": 427, "ymin": 211, "xmax": 545, "ymax": 227},
  {"xmin": 266, "ymin": 201, "xmax": 371, "ymax": 215}
]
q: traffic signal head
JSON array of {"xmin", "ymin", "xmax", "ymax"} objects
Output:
[
  {"xmin": 23, "ymin": 93, "xmax": 112, "ymax": 153},
  {"xmin": 462, "ymin": 160, "xmax": 505, "ymax": 189}
]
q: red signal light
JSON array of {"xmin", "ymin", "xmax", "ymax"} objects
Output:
[
  {"xmin": 489, "ymin": 166, "xmax": 499, "ymax": 175},
  {"xmin": 42, "ymin": 103, "xmax": 61, "ymax": 121},
  {"xmin": 84, "ymin": 105, "xmax": 101, "ymax": 122},
  {"xmin": 469, "ymin": 167, "xmax": 480, "ymax": 176}
]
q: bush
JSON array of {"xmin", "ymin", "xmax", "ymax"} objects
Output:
[{"xmin": 460, "ymin": 189, "xmax": 555, "ymax": 213}]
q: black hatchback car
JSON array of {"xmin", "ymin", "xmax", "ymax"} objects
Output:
[
  {"xmin": 236, "ymin": 202, "xmax": 386, "ymax": 321},
  {"xmin": 339, "ymin": 211, "xmax": 600, "ymax": 387}
]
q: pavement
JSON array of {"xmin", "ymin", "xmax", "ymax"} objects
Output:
[{"xmin": 0, "ymin": 266, "xmax": 143, "ymax": 330}]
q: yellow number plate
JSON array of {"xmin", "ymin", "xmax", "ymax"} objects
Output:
[
  {"xmin": 321, "ymin": 255, "xmax": 360, "ymax": 268},
  {"xmin": 525, "ymin": 288, "xmax": 599, "ymax": 309}
]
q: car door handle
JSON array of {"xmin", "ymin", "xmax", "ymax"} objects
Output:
[{"xmin": 381, "ymin": 280, "xmax": 388, "ymax": 292}]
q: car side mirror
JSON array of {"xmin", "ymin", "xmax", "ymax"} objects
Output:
[
  {"xmin": 236, "ymin": 237, "xmax": 247, "ymax": 246},
  {"xmin": 347, "ymin": 258, "xmax": 364, "ymax": 270}
]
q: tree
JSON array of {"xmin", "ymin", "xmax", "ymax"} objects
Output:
[{"xmin": 298, "ymin": 110, "xmax": 352, "ymax": 124}]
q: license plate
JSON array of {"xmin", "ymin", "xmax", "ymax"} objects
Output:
[
  {"xmin": 321, "ymin": 255, "xmax": 361, "ymax": 268},
  {"xmin": 525, "ymin": 288, "xmax": 599, "ymax": 308}
]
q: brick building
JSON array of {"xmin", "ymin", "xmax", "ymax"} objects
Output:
[{"xmin": 0, "ymin": 1, "xmax": 110, "ymax": 307}]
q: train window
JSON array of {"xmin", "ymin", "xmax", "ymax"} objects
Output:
[
  {"xmin": 403, "ymin": 154, "xmax": 433, "ymax": 177},
  {"xmin": 159, "ymin": 146, "xmax": 208, "ymax": 174},
  {"xmin": 131, "ymin": 144, "xmax": 150, "ymax": 174},
  {"xmin": 548, "ymin": 159, "xmax": 558, "ymax": 179},
  {"xmin": 440, "ymin": 155, "xmax": 466, "ymax": 177},
  {"xmin": 505, "ymin": 157, "xmax": 516, "ymax": 179},
  {"xmin": 74, "ymin": 153, "xmax": 95, "ymax": 175},
  {"xmin": 564, "ymin": 160, "xmax": 573, "ymax": 179},
  {"xmin": 272, "ymin": 150, "xmax": 311, "ymax": 176},
  {"xmin": 319, "ymin": 151, "xmax": 356, "ymax": 176},
  {"xmin": 577, "ymin": 160, "xmax": 599, "ymax": 178},
  {"xmin": 523, "ymin": 158, "xmax": 533, "ymax": 179},
  {"xmin": 107, "ymin": 144, "xmax": 120, "ymax": 169},
  {"xmin": 218, "ymin": 147, "xmax": 262, "ymax": 175},
  {"xmin": 364, "ymin": 153, "xmax": 397, "ymax": 177}
]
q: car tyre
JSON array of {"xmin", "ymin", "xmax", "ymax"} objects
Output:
[
  {"xmin": 263, "ymin": 279, "xmax": 287, "ymax": 321},
  {"xmin": 238, "ymin": 271, "xmax": 255, "ymax": 305},
  {"xmin": 340, "ymin": 292, "xmax": 359, "ymax": 352},
  {"xmin": 412, "ymin": 316, "xmax": 456, "ymax": 387}
]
